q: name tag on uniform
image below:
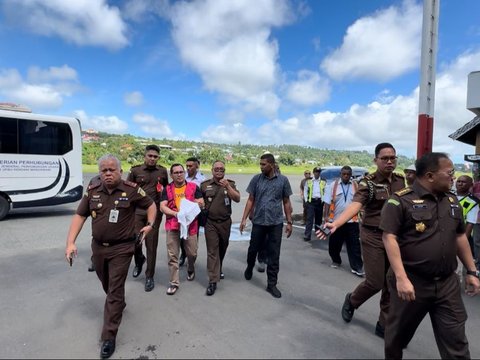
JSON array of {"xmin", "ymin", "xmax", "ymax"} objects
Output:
[
  {"xmin": 224, "ymin": 197, "xmax": 230, "ymax": 206},
  {"xmin": 109, "ymin": 209, "xmax": 119, "ymax": 223}
]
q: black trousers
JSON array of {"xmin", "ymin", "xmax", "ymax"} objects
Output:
[
  {"xmin": 304, "ymin": 199, "xmax": 323, "ymax": 240},
  {"xmin": 328, "ymin": 222, "xmax": 363, "ymax": 271},
  {"xmin": 247, "ymin": 223, "xmax": 283, "ymax": 287}
]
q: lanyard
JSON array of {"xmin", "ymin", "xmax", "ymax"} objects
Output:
[{"xmin": 340, "ymin": 182, "xmax": 350, "ymax": 202}]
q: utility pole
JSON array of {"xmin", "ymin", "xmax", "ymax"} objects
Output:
[{"xmin": 417, "ymin": 0, "xmax": 440, "ymax": 158}]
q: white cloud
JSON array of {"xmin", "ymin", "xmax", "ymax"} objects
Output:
[
  {"xmin": 133, "ymin": 113, "xmax": 173, "ymax": 138},
  {"xmin": 200, "ymin": 122, "xmax": 252, "ymax": 144},
  {"xmin": 169, "ymin": 0, "xmax": 294, "ymax": 117},
  {"xmin": 123, "ymin": 0, "xmax": 171, "ymax": 21},
  {"xmin": 0, "ymin": 67, "xmax": 80, "ymax": 110},
  {"xmin": 321, "ymin": 0, "xmax": 422, "ymax": 82},
  {"xmin": 286, "ymin": 70, "xmax": 331, "ymax": 106},
  {"xmin": 124, "ymin": 91, "xmax": 145, "ymax": 107},
  {"xmin": 2, "ymin": 0, "xmax": 128, "ymax": 50},
  {"xmin": 74, "ymin": 110, "xmax": 129, "ymax": 134}
]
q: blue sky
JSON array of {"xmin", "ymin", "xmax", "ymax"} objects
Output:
[{"xmin": 1, "ymin": 0, "xmax": 480, "ymax": 162}]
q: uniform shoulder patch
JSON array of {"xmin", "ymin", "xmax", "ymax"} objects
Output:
[
  {"xmin": 124, "ymin": 180, "xmax": 138, "ymax": 188},
  {"xmin": 395, "ymin": 187, "xmax": 413, "ymax": 196},
  {"xmin": 87, "ymin": 182, "xmax": 101, "ymax": 191},
  {"xmin": 387, "ymin": 198, "xmax": 400, "ymax": 206},
  {"xmin": 137, "ymin": 187, "xmax": 146, "ymax": 196}
]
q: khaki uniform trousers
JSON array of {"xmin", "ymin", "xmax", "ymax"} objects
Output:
[
  {"xmin": 204, "ymin": 218, "xmax": 232, "ymax": 283},
  {"xmin": 133, "ymin": 210, "xmax": 162, "ymax": 278},
  {"xmin": 350, "ymin": 226, "xmax": 390, "ymax": 327},
  {"xmin": 91, "ymin": 241, "xmax": 135, "ymax": 341},
  {"xmin": 166, "ymin": 230, "xmax": 198, "ymax": 286}
]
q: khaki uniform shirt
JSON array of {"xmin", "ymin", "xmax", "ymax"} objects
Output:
[
  {"xmin": 76, "ymin": 180, "xmax": 153, "ymax": 243},
  {"xmin": 201, "ymin": 179, "xmax": 237, "ymax": 221},
  {"xmin": 353, "ymin": 171, "xmax": 405, "ymax": 228},
  {"xmin": 380, "ymin": 182, "xmax": 465, "ymax": 279},
  {"xmin": 127, "ymin": 164, "xmax": 168, "ymax": 205}
]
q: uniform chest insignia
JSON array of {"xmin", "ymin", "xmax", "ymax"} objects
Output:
[
  {"xmin": 395, "ymin": 187, "xmax": 413, "ymax": 196},
  {"xmin": 122, "ymin": 192, "xmax": 127, "ymax": 197},
  {"xmin": 93, "ymin": 195, "xmax": 101, "ymax": 199},
  {"xmin": 91, "ymin": 210, "xmax": 97, "ymax": 218},
  {"xmin": 448, "ymin": 197, "xmax": 454, "ymax": 203},
  {"xmin": 208, "ymin": 197, "xmax": 212, "ymax": 202},
  {"xmin": 118, "ymin": 197, "xmax": 129, "ymax": 201},
  {"xmin": 97, "ymin": 203, "xmax": 103, "ymax": 208},
  {"xmin": 416, "ymin": 222, "xmax": 426, "ymax": 232},
  {"xmin": 412, "ymin": 199, "xmax": 424, "ymax": 204},
  {"xmin": 138, "ymin": 187, "xmax": 146, "ymax": 196}
]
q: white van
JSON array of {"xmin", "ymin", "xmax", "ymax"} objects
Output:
[{"xmin": 0, "ymin": 104, "xmax": 83, "ymax": 220}]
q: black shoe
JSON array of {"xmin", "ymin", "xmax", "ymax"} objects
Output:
[
  {"xmin": 145, "ymin": 277, "xmax": 154, "ymax": 292},
  {"xmin": 266, "ymin": 285, "xmax": 282, "ymax": 298},
  {"xmin": 375, "ymin": 321, "xmax": 385, "ymax": 338},
  {"xmin": 88, "ymin": 260, "xmax": 95, "ymax": 272},
  {"xmin": 341, "ymin": 292, "xmax": 355, "ymax": 323},
  {"xmin": 303, "ymin": 237, "xmax": 311, "ymax": 242},
  {"xmin": 220, "ymin": 272, "xmax": 225, "ymax": 280},
  {"xmin": 206, "ymin": 282, "xmax": 217, "ymax": 296},
  {"xmin": 132, "ymin": 256, "xmax": 145, "ymax": 278},
  {"xmin": 179, "ymin": 252, "xmax": 186, "ymax": 267},
  {"xmin": 100, "ymin": 339, "xmax": 115, "ymax": 359},
  {"xmin": 244, "ymin": 266, "xmax": 253, "ymax": 280}
]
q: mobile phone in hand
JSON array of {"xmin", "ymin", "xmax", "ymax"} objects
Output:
[
  {"xmin": 69, "ymin": 252, "xmax": 74, "ymax": 266},
  {"xmin": 315, "ymin": 224, "xmax": 331, "ymax": 236}
]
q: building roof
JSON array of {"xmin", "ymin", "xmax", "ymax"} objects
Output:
[{"xmin": 448, "ymin": 115, "xmax": 480, "ymax": 146}]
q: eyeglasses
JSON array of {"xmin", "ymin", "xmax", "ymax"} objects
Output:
[
  {"xmin": 213, "ymin": 168, "xmax": 225, "ymax": 172},
  {"xmin": 172, "ymin": 171, "xmax": 184, "ymax": 175},
  {"xmin": 378, "ymin": 156, "xmax": 398, "ymax": 162}
]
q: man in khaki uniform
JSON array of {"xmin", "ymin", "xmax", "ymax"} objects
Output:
[
  {"xmin": 200, "ymin": 160, "xmax": 240, "ymax": 296},
  {"xmin": 65, "ymin": 154, "xmax": 156, "ymax": 359},
  {"xmin": 127, "ymin": 145, "xmax": 168, "ymax": 292},
  {"xmin": 317, "ymin": 142, "xmax": 405, "ymax": 338},
  {"xmin": 381, "ymin": 152, "xmax": 480, "ymax": 359}
]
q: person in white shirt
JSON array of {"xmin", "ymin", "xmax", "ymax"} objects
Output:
[
  {"xmin": 322, "ymin": 166, "xmax": 364, "ymax": 276},
  {"xmin": 303, "ymin": 167, "xmax": 325, "ymax": 241}
]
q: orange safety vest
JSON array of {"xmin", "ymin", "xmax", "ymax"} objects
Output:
[{"xmin": 328, "ymin": 179, "xmax": 358, "ymax": 222}]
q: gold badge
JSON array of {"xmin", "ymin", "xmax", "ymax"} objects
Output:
[
  {"xmin": 97, "ymin": 203, "xmax": 103, "ymax": 208},
  {"xmin": 448, "ymin": 197, "xmax": 454, "ymax": 203},
  {"xmin": 416, "ymin": 222, "xmax": 426, "ymax": 232},
  {"xmin": 122, "ymin": 192, "xmax": 127, "ymax": 197},
  {"xmin": 412, "ymin": 199, "xmax": 424, "ymax": 204},
  {"xmin": 91, "ymin": 211, "xmax": 96, "ymax": 218}
]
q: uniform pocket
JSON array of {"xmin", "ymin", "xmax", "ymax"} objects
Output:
[{"xmin": 411, "ymin": 211, "xmax": 432, "ymax": 221}]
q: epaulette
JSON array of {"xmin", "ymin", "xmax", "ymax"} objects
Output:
[
  {"xmin": 394, "ymin": 172, "xmax": 405, "ymax": 178},
  {"xmin": 395, "ymin": 187, "xmax": 413, "ymax": 196},
  {"xmin": 130, "ymin": 164, "xmax": 141, "ymax": 169},
  {"xmin": 87, "ymin": 182, "xmax": 101, "ymax": 191},
  {"xmin": 124, "ymin": 180, "xmax": 138, "ymax": 188},
  {"xmin": 200, "ymin": 179, "xmax": 212, "ymax": 186}
]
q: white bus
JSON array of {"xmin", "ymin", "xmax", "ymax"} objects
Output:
[{"xmin": 0, "ymin": 104, "xmax": 83, "ymax": 220}]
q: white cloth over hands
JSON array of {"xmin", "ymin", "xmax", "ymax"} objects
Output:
[{"xmin": 177, "ymin": 198, "xmax": 201, "ymax": 239}]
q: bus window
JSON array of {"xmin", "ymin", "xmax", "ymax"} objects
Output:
[
  {"xmin": 0, "ymin": 117, "xmax": 18, "ymax": 153},
  {"xmin": 18, "ymin": 119, "xmax": 73, "ymax": 155}
]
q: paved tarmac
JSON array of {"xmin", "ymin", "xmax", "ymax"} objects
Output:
[{"xmin": 0, "ymin": 172, "xmax": 479, "ymax": 359}]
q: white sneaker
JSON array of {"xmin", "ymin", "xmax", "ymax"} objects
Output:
[
  {"xmin": 330, "ymin": 262, "xmax": 340, "ymax": 269},
  {"xmin": 257, "ymin": 261, "xmax": 266, "ymax": 273},
  {"xmin": 351, "ymin": 269, "xmax": 365, "ymax": 277}
]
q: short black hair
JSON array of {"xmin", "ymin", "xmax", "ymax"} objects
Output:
[
  {"xmin": 145, "ymin": 144, "xmax": 160, "ymax": 153},
  {"xmin": 186, "ymin": 156, "xmax": 200, "ymax": 165},
  {"xmin": 375, "ymin": 143, "xmax": 395, "ymax": 157},
  {"xmin": 415, "ymin": 152, "xmax": 449, "ymax": 177},
  {"xmin": 260, "ymin": 153, "xmax": 275, "ymax": 164},
  {"xmin": 170, "ymin": 163, "xmax": 184, "ymax": 173},
  {"xmin": 341, "ymin": 165, "xmax": 352, "ymax": 173}
]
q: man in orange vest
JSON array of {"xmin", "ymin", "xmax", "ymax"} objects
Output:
[{"xmin": 323, "ymin": 166, "xmax": 364, "ymax": 276}]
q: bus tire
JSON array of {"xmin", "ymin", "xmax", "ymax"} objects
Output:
[{"xmin": 0, "ymin": 196, "xmax": 10, "ymax": 220}]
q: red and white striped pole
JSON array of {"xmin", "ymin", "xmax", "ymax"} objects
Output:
[{"xmin": 417, "ymin": 0, "xmax": 439, "ymax": 158}]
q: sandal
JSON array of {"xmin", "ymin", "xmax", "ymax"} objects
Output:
[
  {"xmin": 187, "ymin": 271, "xmax": 195, "ymax": 281},
  {"xmin": 166, "ymin": 285, "xmax": 178, "ymax": 295}
]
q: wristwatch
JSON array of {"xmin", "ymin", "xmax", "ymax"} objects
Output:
[{"xmin": 466, "ymin": 269, "xmax": 480, "ymax": 278}]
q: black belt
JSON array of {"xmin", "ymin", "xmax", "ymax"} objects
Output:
[
  {"xmin": 361, "ymin": 224, "xmax": 380, "ymax": 232},
  {"xmin": 93, "ymin": 236, "xmax": 135, "ymax": 247},
  {"xmin": 207, "ymin": 217, "xmax": 230, "ymax": 223}
]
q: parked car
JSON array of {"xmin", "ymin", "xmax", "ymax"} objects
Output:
[{"xmin": 320, "ymin": 166, "xmax": 369, "ymax": 185}]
